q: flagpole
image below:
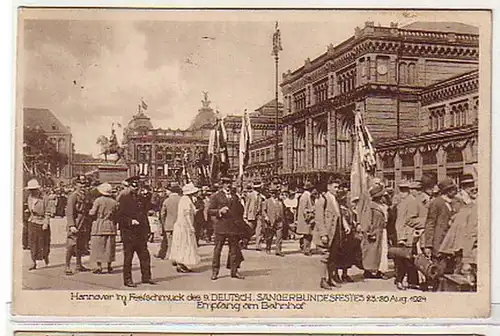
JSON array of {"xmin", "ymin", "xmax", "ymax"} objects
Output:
[{"xmin": 272, "ymin": 21, "xmax": 283, "ymax": 178}]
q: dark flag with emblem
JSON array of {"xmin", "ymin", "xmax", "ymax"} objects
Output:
[{"xmin": 208, "ymin": 116, "xmax": 229, "ymax": 184}]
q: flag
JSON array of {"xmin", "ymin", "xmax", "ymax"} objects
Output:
[
  {"xmin": 272, "ymin": 21, "xmax": 283, "ymax": 56},
  {"xmin": 208, "ymin": 117, "xmax": 229, "ymax": 184},
  {"xmin": 350, "ymin": 102, "xmax": 377, "ymax": 223},
  {"xmin": 141, "ymin": 99, "xmax": 148, "ymax": 110},
  {"xmin": 181, "ymin": 150, "xmax": 191, "ymax": 184},
  {"xmin": 238, "ymin": 110, "xmax": 253, "ymax": 178}
]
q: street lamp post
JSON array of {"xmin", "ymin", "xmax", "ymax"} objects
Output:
[{"xmin": 272, "ymin": 22, "xmax": 283, "ymax": 178}]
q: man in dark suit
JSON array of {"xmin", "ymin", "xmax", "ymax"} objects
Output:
[
  {"xmin": 116, "ymin": 178, "xmax": 156, "ymax": 287},
  {"xmin": 424, "ymin": 177, "xmax": 457, "ymax": 289},
  {"xmin": 208, "ymin": 176, "xmax": 245, "ymax": 280}
]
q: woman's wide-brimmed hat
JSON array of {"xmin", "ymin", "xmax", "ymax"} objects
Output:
[
  {"xmin": 97, "ymin": 182, "xmax": 113, "ymax": 196},
  {"xmin": 182, "ymin": 182, "xmax": 199, "ymax": 195},
  {"xmin": 25, "ymin": 179, "xmax": 41, "ymax": 190}
]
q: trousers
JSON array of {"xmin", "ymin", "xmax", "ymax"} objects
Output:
[
  {"xmin": 156, "ymin": 231, "xmax": 173, "ymax": 259},
  {"xmin": 212, "ymin": 234, "xmax": 243, "ymax": 275},
  {"xmin": 265, "ymin": 222, "xmax": 283, "ymax": 253},
  {"xmin": 300, "ymin": 234, "xmax": 313, "ymax": 253},
  {"xmin": 122, "ymin": 233, "xmax": 152, "ymax": 284}
]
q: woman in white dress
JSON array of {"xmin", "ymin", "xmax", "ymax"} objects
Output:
[{"xmin": 169, "ymin": 183, "xmax": 201, "ymax": 273}]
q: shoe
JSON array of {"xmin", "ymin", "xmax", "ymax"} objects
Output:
[
  {"xmin": 107, "ymin": 266, "xmax": 113, "ymax": 273},
  {"xmin": 328, "ymin": 278, "xmax": 341, "ymax": 288},
  {"xmin": 44, "ymin": 257, "xmax": 49, "ymax": 266},
  {"xmin": 76, "ymin": 266, "xmax": 90, "ymax": 272},
  {"xmin": 396, "ymin": 282, "xmax": 407, "ymax": 290},
  {"xmin": 142, "ymin": 279, "xmax": 157, "ymax": 285},
  {"xmin": 320, "ymin": 278, "xmax": 332, "ymax": 290},
  {"xmin": 332, "ymin": 274, "xmax": 342, "ymax": 284},
  {"xmin": 172, "ymin": 261, "xmax": 178, "ymax": 267},
  {"xmin": 176, "ymin": 266, "xmax": 189, "ymax": 273},
  {"xmin": 364, "ymin": 270, "xmax": 376, "ymax": 279},
  {"xmin": 256, "ymin": 247, "xmax": 262, "ymax": 251},
  {"xmin": 154, "ymin": 254, "xmax": 165, "ymax": 260},
  {"xmin": 407, "ymin": 284, "xmax": 420, "ymax": 290},
  {"xmin": 211, "ymin": 271, "xmax": 219, "ymax": 281},
  {"xmin": 304, "ymin": 252, "xmax": 312, "ymax": 256},
  {"xmin": 64, "ymin": 268, "xmax": 73, "ymax": 275},
  {"xmin": 180, "ymin": 264, "xmax": 192, "ymax": 273},
  {"xmin": 124, "ymin": 282, "xmax": 137, "ymax": 288},
  {"xmin": 29, "ymin": 263, "xmax": 36, "ymax": 271},
  {"xmin": 342, "ymin": 274, "xmax": 354, "ymax": 283},
  {"xmin": 231, "ymin": 272, "xmax": 245, "ymax": 280},
  {"xmin": 93, "ymin": 268, "xmax": 103, "ymax": 274},
  {"xmin": 275, "ymin": 252, "xmax": 285, "ymax": 257}
]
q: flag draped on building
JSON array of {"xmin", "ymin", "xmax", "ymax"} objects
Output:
[
  {"xmin": 350, "ymin": 102, "xmax": 377, "ymax": 215},
  {"xmin": 208, "ymin": 116, "xmax": 229, "ymax": 184},
  {"xmin": 238, "ymin": 110, "xmax": 253, "ymax": 178}
]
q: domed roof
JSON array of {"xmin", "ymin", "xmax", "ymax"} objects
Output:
[
  {"xmin": 189, "ymin": 92, "xmax": 217, "ymax": 130},
  {"xmin": 127, "ymin": 111, "xmax": 153, "ymax": 130}
]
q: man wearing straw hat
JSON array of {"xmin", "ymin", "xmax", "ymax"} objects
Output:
[{"xmin": 65, "ymin": 175, "xmax": 92, "ymax": 275}]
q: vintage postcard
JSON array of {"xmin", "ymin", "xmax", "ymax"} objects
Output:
[{"xmin": 13, "ymin": 8, "xmax": 491, "ymax": 318}]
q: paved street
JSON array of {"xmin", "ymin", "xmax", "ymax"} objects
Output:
[{"xmin": 22, "ymin": 218, "xmax": 400, "ymax": 291}]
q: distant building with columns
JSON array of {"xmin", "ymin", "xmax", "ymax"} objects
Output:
[{"xmin": 279, "ymin": 21, "xmax": 479, "ymax": 187}]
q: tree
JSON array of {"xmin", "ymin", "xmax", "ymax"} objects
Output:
[{"xmin": 23, "ymin": 126, "xmax": 68, "ymax": 184}]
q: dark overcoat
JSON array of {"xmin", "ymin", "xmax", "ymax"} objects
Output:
[
  {"xmin": 424, "ymin": 195, "xmax": 454, "ymax": 253},
  {"xmin": 208, "ymin": 190, "xmax": 245, "ymax": 236}
]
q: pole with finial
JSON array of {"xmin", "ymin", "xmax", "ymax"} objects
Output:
[{"xmin": 272, "ymin": 21, "xmax": 283, "ymax": 177}]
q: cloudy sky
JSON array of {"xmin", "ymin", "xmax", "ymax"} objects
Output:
[{"xmin": 20, "ymin": 10, "xmax": 483, "ymax": 156}]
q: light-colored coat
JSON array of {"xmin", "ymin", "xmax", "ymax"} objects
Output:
[
  {"xmin": 27, "ymin": 194, "xmax": 51, "ymax": 225},
  {"xmin": 160, "ymin": 193, "xmax": 181, "ymax": 232},
  {"xmin": 439, "ymin": 201, "xmax": 477, "ymax": 264},
  {"xmin": 262, "ymin": 197, "xmax": 284, "ymax": 228},
  {"xmin": 244, "ymin": 190, "xmax": 263, "ymax": 221},
  {"xmin": 360, "ymin": 201, "xmax": 386, "ymax": 272},
  {"xmin": 395, "ymin": 194, "xmax": 419, "ymax": 244},
  {"xmin": 296, "ymin": 190, "xmax": 314, "ymax": 235},
  {"xmin": 89, "ymin": 195, "xmax": 118, "ymax": 236},
  {"xmin": 315, "ymin": 193, "xmax": 341, "ymax": 241}
]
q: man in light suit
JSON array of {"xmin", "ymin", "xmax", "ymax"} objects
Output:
[
  {"xmin": 262, "ymin": 186, "xmax": 285, "ymax": 256},
  {"xmin": 155, "ymin": 182, "xmax": 182, "ymax": 261},
  {"xmin": 243, "ymin": 180, "xmax": 264, "ymax": 250},
  {"xmin": 316, "ymin": 178, "xmax": 349, "ymax": 289},
  {"xmin": 296, "ymin": 180, "xmax": 314, "ymax": 256}
]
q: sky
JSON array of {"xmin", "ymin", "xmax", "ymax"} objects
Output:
[{"xmin": 20, "ymin": 10, "xmax": 484, "ymax": 156}]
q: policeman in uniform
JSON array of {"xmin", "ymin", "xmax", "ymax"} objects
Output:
[
  {"xmin": 116, "ymin": 178, "xmax": 156, "ymax": 287},
  {"xmin": 65, "ymin": 175, "xmax": 92, "ymax": 275}
]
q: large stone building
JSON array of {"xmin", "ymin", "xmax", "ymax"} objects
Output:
[
  {"xmin": 280, "ymin": 21, "xmax": 479, "ymax": 186},
  {"xmin": 23, "ymin": 108, "xmax": 74, "ymax": 181},
  {"xmin": 123, "ymin": 94, "xmax": 283, "ymax": 187}
]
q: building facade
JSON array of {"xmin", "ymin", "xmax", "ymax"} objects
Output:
[
  {"xmin": 376, "ymin": 69, "xmax": 478, "ymax": 188},
  {"xmin": 280, "ymin": 21, "xmax": 479, "ymax": 186},
  {"xmin": 23, "ymin": 107, "xmax": 74, "ymax": 181},
  {"xmin": 123, "ymin": 95, "xmax": 283, "ymax": 187}
]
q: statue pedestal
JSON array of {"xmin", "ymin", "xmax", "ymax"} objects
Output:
[{"xmin": 95, "ymin": 163, "xmax": 128, "ymax": 185}]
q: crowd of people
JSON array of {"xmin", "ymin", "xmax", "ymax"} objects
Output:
[{"xmin": 23, "ymin": 172, "xmax": 478, "ymax": 291}]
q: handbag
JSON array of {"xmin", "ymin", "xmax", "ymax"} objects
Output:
[
  {"xmin": 414, "ymin": 254, "xmax": 444, "ymax": 280},
  {"xmin": 387, "ymin": 246, "xmax": 413, "ymax": 259}
]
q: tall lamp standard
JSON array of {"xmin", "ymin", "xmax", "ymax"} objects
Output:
[{"xmin": 272, "ymin": 21, "xmax": 283, "ymax": 178}]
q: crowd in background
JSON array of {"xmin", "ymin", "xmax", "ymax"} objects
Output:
[{"xmin": 22, "ymin": 172, "xmax": 478, "ymax": 291}]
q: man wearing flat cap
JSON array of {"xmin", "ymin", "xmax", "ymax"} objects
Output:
[
  {"xmin": 65, "ymin": 175, "xmax": 92, "ymax": 275},
  {"xmin": 208, "ymin": 176, "xmax": 246, "ymax": 280},
  {"xmin": 117, "ymin": 178, "xmax": 155, "ymax": 287}
]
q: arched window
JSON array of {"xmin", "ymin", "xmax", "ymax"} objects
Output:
[
  {"xmin": 407, "ymin": 63, "xmax": 416, "ymax": 84},
  {"xmin": 463, "ymin": 103, "xmax": 468, "ymax": 125},
  {"xmin": 399, "ymin": 62, "xmax": 407, "ymax": 84},
  {"xmin": 450, "ymin": 106, "xmax": 456, "ymax": 128}
]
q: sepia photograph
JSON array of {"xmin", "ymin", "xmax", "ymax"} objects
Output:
[{"xmin": 12, "ymin": 8, "xmax": 491, "ymax": 318}]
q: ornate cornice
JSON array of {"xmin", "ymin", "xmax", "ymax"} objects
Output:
[
  {"xmin": 421, "ymin": 70, "xmax": 479, "ymax": 106},
  {"xmin": 281, "ymin": 26, "xmax": 479, "ymax": 95}
]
